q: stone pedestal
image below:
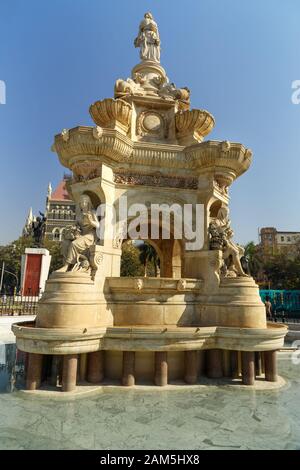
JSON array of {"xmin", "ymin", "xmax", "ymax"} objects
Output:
[
  {"xmin": 222, "ymin": 350, "xmax": 231, "ymax": 377},
  {"xmin": 154, "ymin": 352, "xmax": 168, "ymax": 386},
  {"xmin": 264, "ymin": 350, "xmax": 277, "ymax": 382},
  {"xmin": 50, "ymin": 355, "xmax": 61, "ymax": 387},
  {"xmin": 255, "ymin": 352, "xmax": 262, "ymax": 377},
  {"xmin": 79, "ymin": 353, "xmax": 88, "ymax": 382},
  {"xmin": 230, "ymin": 350, "xmax": 239, "ymax": 378},
  {"xmin": 241, "ymin": 351, "xmax": 255, "ymax": 385},
  {"xmin": 21, "ymin": 248, "xmax": 51, "ymax": 296},
  {"xmin": 26, "ymin": 353, "xmax": 43, "ymax": 390},
  {"xmin": 122, "ymin": 351, "xmax": 135, "ymax": 386},
  {"xmin": 184, "ymin": 350, "xmax": 198, "ymax": 384},
  {"xmin": 87, "ymin": 351, "xmax": 104, "ymax": 383},
  {"xmin": 206, "ymin": 349, "xmax": 223, "ymax": 378},
  {"xmin": 62, "ymin": 354, "xmax": 78, "ymax": 392}
]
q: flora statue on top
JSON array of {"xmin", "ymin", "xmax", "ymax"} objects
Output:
[{"xmin": 134, "ymin": 12, "xmax": 161, "ymax": 63}]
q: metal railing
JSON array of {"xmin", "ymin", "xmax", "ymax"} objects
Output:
[
  {"xmin": 260, "ymin": 289, "xmax": 300, "ymax": 320},
  {"xmin": 0, "ymin": 293, "xmax": 39, "ymax": 316},
  {"xmin": 267, "ymin": 312, "xmax": 300, "ymax": 323}
]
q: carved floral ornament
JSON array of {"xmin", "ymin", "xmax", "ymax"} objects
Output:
[
  {"xmin": 213, "ymin": 180, "xmax": 229, "ymax": 196},
  {"xmin": 71, "ymin": 158, "xmax": 101, "ymax": 181},
  {"xmin": 135, "ymin": 279, "xmax": 144, "ymax": 291},
  {"xmin": 92, "ymin": 126, "xmax": 103, "ymax": 140},
  {"xmin": 137, "ymin": 111, "xmax": 167, "ymax": 138},
  {"xmin": 61, "ymin": 128, "xmax": 70, "ymax": 142},
  {"xmin": 113, "ymin": 172, "xmax": 199, "ymax": 189},
  {"xmin": 177, "ymin": 279, "xmax": 186, "ymax": 291}
]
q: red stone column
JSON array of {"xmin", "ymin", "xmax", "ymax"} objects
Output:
[
  {"xmin": 79, "ymin": 353, "xmax": 88, "ymax": 382},
  {"xmin": 122, "ymin": 351, "xmax": 135, "ymax": 386},
  {"xmin": 264, "ymin": 350, "xmax": 277, "ymax": 382},
  {"xmin": 154, "ymin": 352, "xmax": 168, "ymax": 386},
  {"xmin": 222, "ymin": 350, "xmax": 231, "ymax": 377},
  {"xmin": 50, "ymin": 355, "xmax": 61, "ymax": 387},
  {"xmin": 198, "ymin": 350, "xmax": 205, "ymax": 377},
  {"xmin": 206, "ymin": 349, "xmax": 223, "ymax": 378},
  {"xmin": 62, "ymin": 354, "xmax": 78, "ymax": 392},
  {"xmin": 261, "ymin": 351, "xmax": 265, "ymax": 374},
  {"xmin": 230, "ymin": 351, "xmax": 239, "ymax": 379},
  {"xmin": 184, "ymin": 351, "xmax": 198, "ymax": 384},
  {"xmin": 87, "ymin": 351, "xmax": 104, "ymax": 383},
  {"xmin": 241, "ymin": 351, "xmax": 255, "ymax": 385},
  {"xmin": 26, "ymin": 353, "xmax": 43, "ymax": 390},
  {"xmin": 255, "ymin": 352, "xmax": 263, "ymax": 377}
]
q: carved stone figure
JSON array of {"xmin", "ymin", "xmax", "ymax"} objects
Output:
[
  {"xmin": 114, "ymin": 77, "xmax": 144, "ymax": 97},
  {"xmin": 240, "ymin": 254, "xmax": 250, "ymax": 275},
  {"xmin": 56, "ymin": 194, "xmax": 99, "ymax": 273},
  {"xmin": 158, "ymin": 81, "xmax": 190, "ymax": 103},
  {"xmin": 209, "ymin": 207, "xmax": 248, "ymax": 277},
  {"xmin": 134, "ymin": 12, "xmax": 160, "ymax": 63},
  {"xmin": 208, "ymin": 222, "xmax": 225, "ymax": 250},
  {"xmin": 32, "ymin": 212, "xmax": 46, "ymax": 246}
]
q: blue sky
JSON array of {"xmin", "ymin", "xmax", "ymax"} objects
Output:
[{"xmin": 0, "ymin": 0, "xmax": 299, "ymax": 245}]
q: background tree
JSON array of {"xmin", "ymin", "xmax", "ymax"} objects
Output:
[
  {"xmin": 0, "ymin": 236, "xmax": 34, "ymax": 293},
  {"xmin": 263, "ymin": 255, "xmax": 300, "ymax": 290},
  {"xmin": 0, "ymin": 236, "xmax": 64, "ymax": 293},
  {"xmin": 138, "ymin": 241, "xmax": 160, "ymax": 277},
  {"xmin": 42, "ymin": 238, "xmax": 64, "ymax": 273},
  {"xmin": 243, "ymin": 241, "xmax": 263, "ymax": 278},
  {"xmin": 120, "ymin": 241, "xmax": 144, "ymax": 277}
]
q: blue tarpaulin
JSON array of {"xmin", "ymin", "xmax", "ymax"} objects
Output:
[{"xmin": 260, "ymin": 290, "xmax": 300, "ymax": 315}]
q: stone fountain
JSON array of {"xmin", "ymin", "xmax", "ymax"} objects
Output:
[{"xmin": 12, "ymin": 13, "xmax": 287, "ymax": 393}]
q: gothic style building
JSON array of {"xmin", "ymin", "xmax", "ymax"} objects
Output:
[
  {"xmin": 22, "ymin": 176, "xmax": 76, "ymax": 242},
  {"xmin": 44, "ymin": 176, "xmax": 76, "ymax": 241}
]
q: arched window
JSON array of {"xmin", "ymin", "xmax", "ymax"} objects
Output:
[{"xmin": 52, "ymin": 228, "xmax": 60, "ymax": 241}]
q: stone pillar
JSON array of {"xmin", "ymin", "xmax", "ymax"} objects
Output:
[
  {"xmin": 261, "ymin": 351, "xmax": 265, "ymax": 374},
  {"xmin": 264, "ymin": 350, "xmax": 277, "ymax": 382},
  {"xmin": 26, "ymin": 353, "xmax": 43, "ymax": 390},
  {"xmin": 154, "ymin": 352, "xmax": 168, "ymax": 386},
  {"xmin": 87, "ymin": 351, "xmax": 104, "ymax": 383},
  {"xmin": 230, "ymin": 351, "xmax": 239, "ymax": 379},
  {"xmin": 23, "ymin": 351, "xmax": 29, "ymax": 380},
  {"xmin": 122, "ymin": 351, "xmax": 135, "ymax": 386},
  {"xmin": 237, "ymin": 351, "xmax": 242, "ymax": 376},
  {"xmin": 62, "ymin": 354, "xmax": 78, "ymax": 392},
  {"xmin": 198, "ymin": 350, "xmax": 205, "ymax": 377},
  {"xmin": 222, "ymin": 350, "xmax": 231, "ymax": 377},
  {"xmin": 184, "ymin": 350, "xmax": 198, "ymax": 384},
  {"xmin": 206, "ymin": 349, "xmax": 223, "ymax": 378},
  {"xmin": 255, "ymin": 352, "xmax": 262, "ymax": 377},
  {"xmin": 241, "ymin": 351, "xmax": 255, "ymax": 385},
  {"xmin": 42, "ymin": 355, "xmax": 52, "ymax": 383},
  {"xmin": 50, "ymin": 355, "xmax": 61, "ymax": 387},
  {"xmin": 79, "ymin": 353, "xmax": 88, "ymax": 382}
]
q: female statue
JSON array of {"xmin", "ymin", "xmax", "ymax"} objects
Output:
[
  {"xmin": 57, "ymin": 194, "xmax": 99, "ymax": 272},
  {"xmin": 210, "ymin": 206, "xmax": 248, "ymax": 277},
  {"xmin": 134, "ymin": 12, "xmax": 161, "ymax": 63}
]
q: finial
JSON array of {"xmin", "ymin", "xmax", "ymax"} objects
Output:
[
  {"xmin": 47, "ymin": 182, "xmax": 52, "ymax": 197},
  {"xmin": 134, "ymin": 12, "xmax": 161, "ymax": 63}
]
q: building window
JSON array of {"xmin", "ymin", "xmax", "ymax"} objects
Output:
[
  {"xmin": 53, "ymin": 228, "xmax": 60, "ymax": 241},
  {"xmin": 281, "ymin": 236, "xmax": 284, "ymax": 242},
  {"xmin": 287, "ymin": 236, "xmax": 291, "ymax": 242}
]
